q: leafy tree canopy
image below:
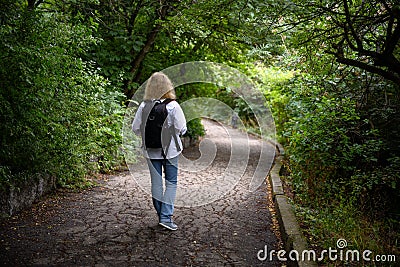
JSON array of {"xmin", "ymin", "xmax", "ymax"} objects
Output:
[{"xmin": 269, "ymin": 0, "xmax": 400, "ymax": 85}]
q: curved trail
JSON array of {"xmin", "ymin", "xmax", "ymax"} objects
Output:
[{"xmin": 0, "ymin": 119, "xmax": 282, "ymax": 266}]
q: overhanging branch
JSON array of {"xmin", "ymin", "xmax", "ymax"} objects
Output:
[{"xmin": 334, "ymin": 55, "xmax": 400, "ymax": 85}]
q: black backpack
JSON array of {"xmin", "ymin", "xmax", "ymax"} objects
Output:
[{"xmin": 141, "ymin": 99, "xmax": 180, "ymax": 156}]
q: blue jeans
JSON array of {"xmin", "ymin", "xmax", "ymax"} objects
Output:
[{"xmin": 146, "ymin": 156, "xmax": 178, "ymax": 223}]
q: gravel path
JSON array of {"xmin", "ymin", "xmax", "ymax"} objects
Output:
[{"xmin": 0, "ymin": 119, "xmax": 282, "ymax": 266}]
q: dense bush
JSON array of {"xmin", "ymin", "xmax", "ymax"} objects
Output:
[
  {"xmin": 261, "ymin": 62, "xmax": 400, "ymax": 254},
  {"xmin": 0, "ymin": 10, "xmax": 125, "ymax": 189},
  {"xmin": 282, "ymin": 74, "xmax": 399, "ymax": 212}
]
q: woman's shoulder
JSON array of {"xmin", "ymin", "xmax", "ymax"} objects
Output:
[
  {"xmin": 166, "ymin": 99, "xmax": 181, "ymax": 107},
  {"xmin": 166, "ymin": 100, "xmax": 183, "ymax": 115}
]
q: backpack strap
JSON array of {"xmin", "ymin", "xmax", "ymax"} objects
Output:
[
  {"xmin": 160, "ymin": 99, "xmax": 183, "ymax": 158},
  {"xmin": 162, "ymin": 98, "xmax": 174, "ymax": 107},
  {"xmin": 140, "ymin": 100, "xmax": 157, "ymax": 150}
]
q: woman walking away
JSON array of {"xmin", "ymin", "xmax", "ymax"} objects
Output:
[{"xmin": 132, "ymin": 72, "xmax": 187, "ymax": 231}]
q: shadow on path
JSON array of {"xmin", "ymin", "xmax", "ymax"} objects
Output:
[{"xmin": 0, "ymin": 119, "xmax": 282, "ymax": 266}]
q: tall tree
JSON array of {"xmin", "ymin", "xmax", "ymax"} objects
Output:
[{"xmin": 50, "ymin": 0, "xmax": 277, "ymax": 99}]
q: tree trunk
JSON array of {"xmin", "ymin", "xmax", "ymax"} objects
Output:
[
  {"xmin": 124, "ymin": 1, "xmax": 169, "ymax": 99},
  {"xmin": 27, "ymin": 0, "xmax": 42, "ymax": 10}
]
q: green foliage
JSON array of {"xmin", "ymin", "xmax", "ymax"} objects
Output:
[
  {"xmin": 271, "ymin": 0, "xmax": 400, "ymax": 84},
  {"xmin": 285, "ymin": 86, "xmax": 379, "ymax": 202},
  {"xmin": 271, "ymin": 66, "xmax": 400, "ymax": 254},
  {"xmin": 0, "ymin": 10, "xmax": 124, "ymax": 189},
  {"xmin": 294, "ymin": 201, "xmax": 399, "ymax": 258},
  {"xmin": 242, "ymin": 55, "xmax": 400, "ymax": 254},
  {"xmin": 285, "ymin": 70, "xmax": 399, "ymax": 210},
  {"xmin": 53, "ymin": 0, "xmax": 291, "ymax": 142},
  {"xmin": 184, "ymin": 119, "xmax": 206, "ymax": 140},
  {"xmin": 249, "ymin": 64, "xmax": 294, "ymax": 141},
  {"xmin": 250, "ymin": 1, "xmax": 400, "ymax": 254}
]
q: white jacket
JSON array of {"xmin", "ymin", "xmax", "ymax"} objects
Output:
[{"xmin": 132, "ymin": 99, "xmax": 187, "ymax": 159}]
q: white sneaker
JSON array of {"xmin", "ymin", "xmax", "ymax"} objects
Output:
[{"xmin": 159, "ymin": 221, "xmax": 178, "ymax": 231}]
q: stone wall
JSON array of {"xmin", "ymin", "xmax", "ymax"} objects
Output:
[
  {"xmin": 182, "ymin": 136, "xmax": 199, "ymax": 149},
  {"xmin": 0, "ymin": 174, "xmax": 56, "ymax": 216}
]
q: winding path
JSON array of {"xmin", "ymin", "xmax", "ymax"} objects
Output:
[{"xmin": 0, "ymin": 119, "xmax": 282, "ymax": 266}]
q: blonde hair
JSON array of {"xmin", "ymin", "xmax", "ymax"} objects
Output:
[{"xmin": 143, "ymin": 72, "xmax": 176, "ymax": 100}]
